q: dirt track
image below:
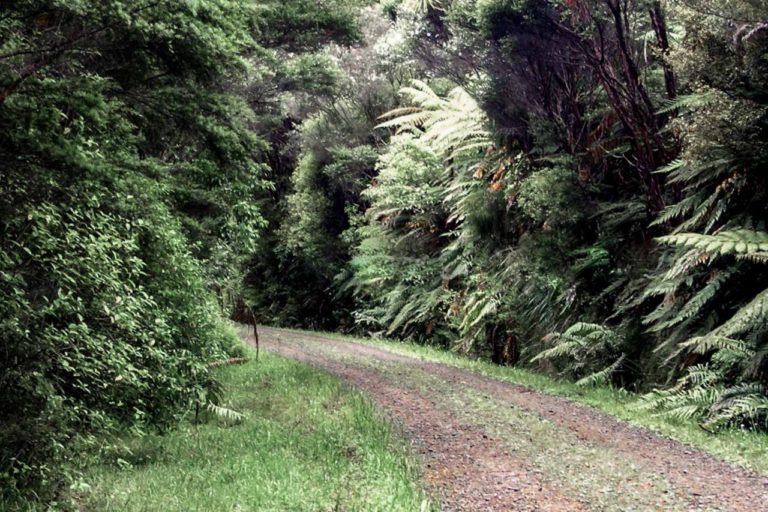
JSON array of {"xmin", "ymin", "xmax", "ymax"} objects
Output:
[{"xmin": 253, "ymin": 327, "xmax": 768, "ymax": 512}]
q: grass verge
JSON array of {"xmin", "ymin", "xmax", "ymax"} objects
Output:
[
  {"xmin": 280, "ymin": 327, "xmax": 768, "ymax": 475},
  {"xmin": 78, "ymin": 346, "xmax": 431, "ymax": 511}
]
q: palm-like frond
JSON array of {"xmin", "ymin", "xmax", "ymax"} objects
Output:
[
  {"xmin": 377, "ymin": 80, "xmax": 493, "ymax": 163},
  {"xmin": 206, "ymin": 403, "xmax": 245, "ymax": 423},
  {"xmin": 706, "ymin": 383, "xmax": 768, "ymax": 429},
  {"xmin": 657, "ymin": 230, "xmax": 768, "ymax": 256},
  {"xmin": 533, "ymin": 323, "xmax": 626, "ymax": 387}
]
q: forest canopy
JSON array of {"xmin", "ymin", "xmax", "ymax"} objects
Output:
[{"xmin": 0, "ymin": 0, "xmax": 362, "ymax": 505}]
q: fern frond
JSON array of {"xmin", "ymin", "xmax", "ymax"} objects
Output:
[
  {"xmin": 532, "ymin": 338, "xmax": 585, "ymax": 361},
  {"xmin": 653, "ymin": 158, "xmax": 685, "ymax": 175},
  {"xmin": 563, "ymin": 322, "xmax": 613, "ymax": 338},
  {"xmin": 713, "ymin": 286, "xmax": 768, "ymax": 339},
  {"xmin": 657, "ymin": 230, "xmax": 768, "ymax": 255},
  {"xmin": 206, "ymin": 403, "xmax": 245, "ymax": 423},
  {"xmin": 533, "ymin": 323, "xmax": 624, "ymax": 386},
  {"xmin": 705, "ymin": 383, "xmax": 768, "ymax": 429},
  {"xmin": 678, "ymin": 335, "xmax": 752, "ymax": 357},
  {"xmin": 656, "ymin": 92, "xmax": 715, "ymax": 115},
  {"xmin": 666, "ymin": 157, "xmax": 733, "ymax": 187},
  {"xmin": 575, "ymin": 355, "xmax": 626, "ymax": 387},
  {"xmin": 648, "ymin": 271, "xmax": 731, "ymax": 332},
  {"xmin": 377, "ymin": 80, "xmax": 493, "ymax": 163},
  {"xmin": 376, "ymin": 111, "xmax": 434, "ymax": 131},
  {"xmin": 651, "ymin": 194, "xmax": 699, "ymax": 226}
]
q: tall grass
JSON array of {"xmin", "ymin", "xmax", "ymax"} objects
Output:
[{"xmin": 79, "ymin": 347, "xmax": 431, "ymax": 511}]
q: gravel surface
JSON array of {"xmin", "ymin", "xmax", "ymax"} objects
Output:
[{"xmin": 252, "ymin": 327, "xmax": 768, "ymax": 512}]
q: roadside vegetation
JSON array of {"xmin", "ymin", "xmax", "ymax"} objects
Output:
[
  {"xmin": 282, "ymin": 328, "xmax": 768, "ymax": 475},
  {"xmin": 0, "ymin": 0, "xmax": 365, "ymax": 507},
  {"xmin": 3, "ymin": 0, "xmax": 768, "ymax": 508},
  {"xmin": 79, "ymin": 345, "xmax": 430, "ymax": 512},
  {"xmin": 251, "ymin": 0, "xmax": 768, "ymax": 439}
]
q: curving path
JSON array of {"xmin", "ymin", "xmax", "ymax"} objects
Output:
[{"xmin": 251, "ymin": 327, "xmax": 768, "ymax": 512}]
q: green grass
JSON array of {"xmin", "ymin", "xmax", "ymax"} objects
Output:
[
  {"xmin": 78, "ymin": 347, "xmax": 431, "ymax": 512},
  {"xmin": 282, "ymin": 327, "xmax": 768, "ymax": 475}
]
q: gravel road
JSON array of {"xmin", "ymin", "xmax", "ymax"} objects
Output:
[{"xmin": 253, "ymin": 327, "xmax": 768, "ymax": 512}]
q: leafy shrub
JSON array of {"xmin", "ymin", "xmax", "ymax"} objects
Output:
[
  {"xmin": 0, "ymin": 180, "xmax": 235, "ymax": 503},
  {"xmin": 0, "ymin": 0, "xmax": 267, "ymax": 504}
]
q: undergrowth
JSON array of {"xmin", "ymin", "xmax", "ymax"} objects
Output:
[{"xmin": 76, "ymin": 346, "xmax": 432, "ymax": 512}]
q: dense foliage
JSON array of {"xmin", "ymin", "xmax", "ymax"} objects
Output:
[
  {"xmin": 255, "ymin": 0, "xmax": 768, "ymax": 432},
  {"xmin": 0, "ymin": 0, "xmax": 361, "ymax": 507},
  {"xmin": 3, "ymin": 0, "xmax": 768, "ymax": 507},
  {"xmin": 243, "ymin": 10, "xmax": 402, "ymax": 328}
]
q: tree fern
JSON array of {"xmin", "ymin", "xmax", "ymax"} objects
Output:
[
  {"xmin": 377, "ymin": 80, "xmax": 493, "ymax": 163},
  {"xmin": 706, "ymin": 383, "xmax": 768, "ymax": 430},
  {"xmin": 642, "ymin": 259, "xmax": 768, "ymax": 428},
  {"xmin": 642, "ymin": 370, "xmax": 768, "ymax": 430},
  {"xmin": 533, "ymin": 323, "xmax": 627, "ymax": 387},
  {"xmin": 647, "ymin": 270, "xmax": 732, "ymax": 333},
  {"xmin": 657, "ymin": 230, "xmax": 768, "ymax": 255}
]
